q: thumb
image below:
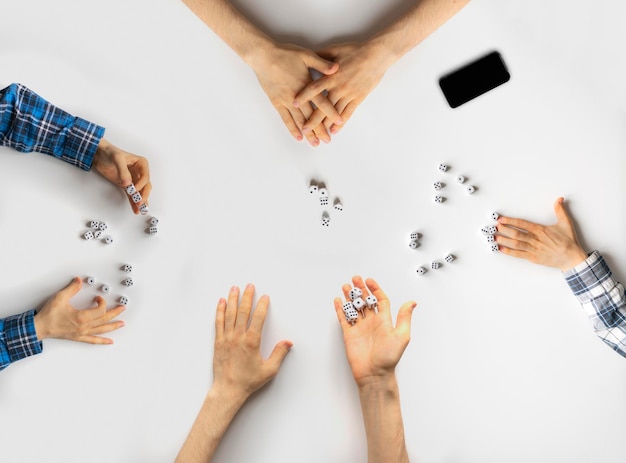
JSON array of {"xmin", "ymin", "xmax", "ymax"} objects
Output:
[
  {"xmin": 553, "ymin": 197, "xmax": 573, "ymax": 226},
  {"xmin": 305, "ymin": 53, "xmax": 338, "ymax": 76},
  {"xmin": 266, "ymin": 340, "xmax": 293, "ymax": 376},
  {"xmin": 113, "ymin": 153, "xmax": 133, "ymax": 188},
  {"xmin": 394, "ymin": 301, "xmax": 416, "ymax": 342}
]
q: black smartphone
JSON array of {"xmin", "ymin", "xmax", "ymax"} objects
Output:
[{"xmin": 438, "ymin": 51, "xmax": 510, "ymax": 108}]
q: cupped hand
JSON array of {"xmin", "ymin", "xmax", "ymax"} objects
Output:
[{"xmin": 333, "ymin": 276, "xmax": 416, "ymax": 387}]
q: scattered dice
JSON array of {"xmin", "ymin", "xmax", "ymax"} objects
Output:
[
  {"xmin": 146, "ymin": 226, "xmax": 158, "ymax": 235},
  {"xmin": 119, "ymin": 296, "xmax": 129, "ymax": 306},
  {"xmin": 409, "ymin": 232, "xmax": 420, "ymax": 241},
  {"xmin": 99, "ymin": 222, "xmax": 108, "ymax": 231},
  {"xmin": 438, "ymin": 163, "xmax": 448, "ymax": 173},
  {"xmin": 431, "ymin": 261, "xmax": 440, "ymax": 270},
  {"xmin": 104, "ymin": 236, "xmax": 114, "ymax": 245},
  {"xmin": 321, "ymin": 213, "xmax": 330, "ymax": 227},
  {"xmin": 94, "ymin": 230, "xmax": 103, "ymax": 239},
  {"xmin": 434, "ymin": 181, "xmax": 443, "ymax": 191},
  {"xmin": 491, "ymin": 212, "xmax": 500, "ymax": 221},
  {"xmin": 89, "ymin": 220, "xmax": 100, "ymax": 229},
  {"xmin": 466, "ymin": 185, "xmax": 476, "ymax": 194},
  {"xmin": 456, "ymin": 175, "xmax": 465, "ymax": 184},
  {"xmin": 86, "ymin": 276, "xmax": 96, "ymax": 285},
  {"xmin": 333, "ymin": 199, "xmax": 343, "ymax": 211},
  {"xmin": 434, "ymin": 195, "xmax": 444, "ymax": 204},
  {"xmin": 486, "ymin": 225, "xmax": 497, "ymax": 235},
  {"xmin": 126, "ymin": 184, "xmax": 137, "ymax": 195},
  {"xmin": 149, "ymin": 217, "xmax": 159, "ymax": 226},
  {"xmin": 123, "ymin": 264, "xmax": 132, "ymax": 273},
  {"xmin": 409, "ymin": 240, "xmax": 419, "ymax": 249},
  {"xmin": 349, "ymin": 288, "xmax": 363, "ymax": 301},
  {"xmin": 309, "ymin": 184, "xmax": 318, "ymax": 195},
  {"xmin": 365, "ymin": 295, "xmax": 378, "ymax": 313},
  {"xmin": 123, "ymin": 277, "xmax": 133, "ymax": 287},
  {"xmin": 131, "ymin": 192, "xmax": 142, "ymax": 204},
  {"xmin": 83, "ymin": 230, "xmax": 94, "ymax": 240},
  {"xmin": 320, "ymin": 196, "xmax": 329, "ymax": 206},
  {"xmin": 416, "ymin": 267, "xmax": 427, "ymax": 276},
  {"xmin": 138, "ymin": 203, "xmax": 149, "ymax": 215},
  {"xmin": 491, "ymin": 243, "xmax": 499, "ymax": 252},
  {"xmin": 444, "ymin": 254, "xmax": 455, "ymax": 263},
  {"xmin": 318, "ymin": 187, "xmax": 328, "ymax": 198},
  {"xmin": 101, "ymin": 284, "xmax": 111, "ymax": 294},
  {"xmin": 486, "ymin": 235, "xmax": 495, "ymax": 243}
]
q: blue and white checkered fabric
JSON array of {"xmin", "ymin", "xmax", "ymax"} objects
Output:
[
  {"xmin": 0, "ymin": 310, "xmax": 43, "ymax": 371},
  {"xmin": 0, "ymin": 83, "xmax": 105, "ymax": 170}
]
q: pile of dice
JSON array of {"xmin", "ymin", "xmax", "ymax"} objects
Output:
[{"xmin": 341, "ymin": 287, "xmax": 379, "ymax": 326}]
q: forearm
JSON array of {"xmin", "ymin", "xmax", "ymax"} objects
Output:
[
  {"xmin": 175, "ymin": 384, "xmax": 248, "ymax": 463},
  {"xmin": 358, "ymin": 375, "xmax": 409, "ymax": 463},
  {"xmin": 0, "ymin": 310, "xmax": 43, "ymax": 372},
  {"xmin": 181, "ymin": 0, "xmax": 275, "ymax": 67},
  {"xmin": 365, "ymin": 0, "xmax": 471, "ymax": 68}
]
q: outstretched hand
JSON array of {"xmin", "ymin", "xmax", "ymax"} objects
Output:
[
  {"xmin": 496, "ymin": 197, "xmax": 588, "ymax": 271},
  {"xmin": 93, "ymin": 138, "xmax": 152, "ymax": 214},
  {"xmin": 212, "ymin": 284, "xmax": 293, "ymax": 401},
  {"xmin": 33, "ymin": 277, "xmax": 125, "ymax": 344},
  {"xmin": 334, "ymin": 276, "xmax": 416, "ymax": 387}
]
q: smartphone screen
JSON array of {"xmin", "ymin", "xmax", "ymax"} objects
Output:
[{"xmin": 438, "ymin": 51, "xmax": 510, "ymax": 108}]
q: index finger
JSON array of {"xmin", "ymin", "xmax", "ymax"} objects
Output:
[
  {"xmin": 497, "ymin": 216, "xmax": 540, "ymax": 233},
  {"xmin": 293, "ymin": 75, "xmax": 332, "ymax": 108}
]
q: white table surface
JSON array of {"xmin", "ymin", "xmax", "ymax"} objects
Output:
[{"xmin": 1, "ymin": 1, "xmax": 625, "ymax": 462}]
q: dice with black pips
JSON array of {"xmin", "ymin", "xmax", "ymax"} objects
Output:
[
  {"xmin": 434, "ymin": 181, "xmax": 443, "ymax": 191},
  {"xmin": 138, "ymin": 203, "xmax": 149, "ymax": 215},
  {"xmin": 431, "ymin": 261, "xmax": 440, "ymax": 270},
  {"xmin": 89, "ymin": 220, "xmax": 100, "ymax": 229},
  {"xmin": 122, "ymin": 264, "xmax": 132, "ymax": 273},
  {"xmin": 119, "ymin": 296, "xmax": 129, "ymax": 306},
  {"xmin": 438, "ymin": 163, "xmax": 448, "ymax": 173},
  {"xmin": 83, "ymin": 230, "xmax": 94, "ymax": 240},
  {"xmin": 147, "ymin": 226, "xmax": 158, "ymax": 235},
  {"xmin": 491, "ymin": 212, "xmax": 500, "ymax": 221},
  {"xmin": 444, "ymin": 254, "xmax": 455, "ymax": 263},
  {"xmin": 131, "ymin": 192, "xmax": 142, "ymax": 204},
  {"xmin": 416, "ymin": 267, "xmax": 427, "ymax": 276},
  {"xmin": 104, "ymin": 236, "xmax": 114, "ymax": 245},
  {"xmin": 466, "ymin": 185, "xmax": 476, "ymax": 195},
  {"xmin": 456, "ymin": 175, "xmax": 465, "ymax": 184},
  {"xmin": 126, "ymin": 184, "xmax": 137, "ymax": 195},
  {"xmin": 86, "ymin": 276, "xmax": 96, "ymax": 285},
  {"xmin": 342, "ymin": 302, "xmax": 359, "ymax": 326},
  {"xmin": 434, "ymin": 195, "xmax": 444, "ymax": 204},
  {"xmin": 409, "ymin": 240, "xmax": 419, "ymax": 249},
  {"xmin": 349, "ymin": 288, "xmax": 363, "ymax": 301},
  {"xmin": 101, "ymin": 284, "xmax": 111, "ymax": 294},
  {"xmin": 365, "ymin": 295, "xmax": 378, "ymax": 313},
  {"xmin": 491, "ymin": 244, "xmax": 499, "ymax": 252},
  {"xmin": 150, "ymin": 217, "xmax": 159, "ymax": 226},
  {"xmin": 123, "ymin": 277, "xmax": 133, "ymax": 287}
]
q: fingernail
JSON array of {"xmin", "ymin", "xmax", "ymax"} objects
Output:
[
  {"xmin": 230, "ymin": 286, "xmax": 238, "ymax": 294},
  {"xmin": 296, "ymin": 135, "xmax": 303, "ymax": 141},
  {"xmin": 335, "ymin": 119, "xmax": 343, "ymax": 125},
  {"xmin": 293, "ymin": 100, "xmax": 300, "ymax": 108},
  {"xmin": 330, "ymin": 126, "xmax": 338, "ymax": 134},
  {"xmin": 246, "ymin": 283, "xmax": 254, "ymax": 290},
  {"xmin": 302, "ymin": 126, "xmax": 310, "ymax": 134}
]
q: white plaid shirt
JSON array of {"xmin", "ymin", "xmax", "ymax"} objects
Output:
[{"xmin": 563, "ymin": 251, "xmax": 626, "ymax": 358}]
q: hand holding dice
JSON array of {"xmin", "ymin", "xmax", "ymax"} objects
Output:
[
  {"xmin": 333, "ymin": 276, "xmax": 416, "ymax": 386},
  {"xmin": 92, "ymin": 138, "xmax": 152, "ymax": 215}
]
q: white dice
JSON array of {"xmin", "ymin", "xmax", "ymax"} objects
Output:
[
  {"xmin": 138, "ymin": 203, "xmax": 149, "ymax": 215},
  {"xmin": 131, "ymin": 192, "xmax": 142, "ymax": 204},
  {"xmin": 86, "ymin": 276, "xmax": 96, "ymax": 285},
  {"xmin": 456, "ymin": 175, "xmax": 465, "ymax": 184},
  {"xmin": 434, "ymin": 195, "xmax": 444, "ymax": 203},
  {"xmin": 491, "ymin": 244, "xmax": 499, "ymax": 252},
  {"xmin": 104, "ymin": 236, "xmax": 114, "ymax": 245},
  {"xmin": 123, "ymin": 264, "xmax": 132, "ymax": 272},
  {"xmin": 466, "ymin": 185, "xmax": 476, "ymax": 194},
  {"xmin": 89, "ymin": 220, "xmax": 100, "ymax": 229},
  {"xmin": 438, "ymin": 163, "xmax": 448, "ymax": 172},
  {"xmin": 491, "ymin": 212, "xmax": 500, "ymax": 221},
  {"xmin": 320, "ymin": 196, "xmax": 329, "ymax": 206},
  {"xmin": 486, "ymin": 234, "xmax": 495, "ymax": 243},
  {"xmin": 416, "ymin": 267, "xmax": 427, "ymax": 276},
  {"xmin": 149, "ymin": 217, "xmax": 159, "ymax": 226},
  {"xmin": 101, "ymin": 284, "xmax": 111, "ymax": 294},
  {"xmin": 147, "ymin": 226, "xmax": 158, "ymax": 235},
  {"xmin": 123, "ymin": 277, "xmax": 133, "ymax": 287},
  {"xmin": 409, "ymin": 240, "xmax": 419, "ymax": 249},
  {"xmin": 83, "ymin": 231, "xmax": 94, "ymax": 240},
  {"xmin": 318, "ymin": 187, "xmax": 328, "ymax": 197},
  {"xmin": 349, "ymin": 288, "xmax": 363, "ymax": 301},
  {"xmin": 444, "ymin": 254, "xmax": 455, "ymax": 263},
  {"xmin": 333, "ymin": 199, "xmax": 343, "ymax": 211},
  {"xmin": 434, "ymin": 181, "xmax": 443, "ymax": 190},
  {"xmin": 119, "ymin": 296, "xmax": 129, "ymax": 306},
  {"xmin": 431, "ymin": 261, "xmax": 440, "ymax": 270},
  {"xmin": 126, "ymin": 184, "xmax": 137, "ymax": 195},
  {"xmin": 353, "ymin": 297, "xmax": 366, "ymax": 311},
  {"xmin": 99, "ymin": 222, "xmax": 108, "ymax": 231},
  {"xmin": 365, "ymin": 295, "xmax": 378, "ymax": 312},
  {"xmin": 342, "ymin": 302, "xmax": 359, "ymax": 325}
]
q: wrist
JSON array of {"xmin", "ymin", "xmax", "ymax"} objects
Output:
[
  {"xmin": 240, "ymin": 35, "xmax": 277, "ymax": 70},
  {"xmin": 209, "ymin": 381, "xmax": 251, "ymax": 411},
  {"xmin": 33, "ymin": 312, "xmax": 49, "ymax": 341},
  {"xmin": 560, "ymin": 246, "xmax": 588, "ymax": 272},
  {"xmin": 357, "ymin": 373, "xmax": 399, "ymax": 395}
]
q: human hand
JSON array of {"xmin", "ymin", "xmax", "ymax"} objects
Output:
[
  {"xmin": 294, "ymin": 42, "xmax": 390, "ymax": 136},
  {"xmin": 33, "ymin": 277, "xmax": 125, "ymax": 344},
  {"xmin": 212, "ymin": 284, "xmax": 293, "ymax": 402},
  {"xmin": 249, "ymin": 42, "xmax": 343, "ymax": 146},
  {"xmin": 93, "ymin": 138, "xmax": 152, "ymax": 214},
  {"xmin": 495, "ymin": 197, "xmax": 588, "ymax": 271},
  {"xmin": 333, "ymin": 276, "xmax": 416, "ymax": 388}
]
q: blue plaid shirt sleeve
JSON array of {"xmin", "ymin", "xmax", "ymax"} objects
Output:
[
  {"xmin": 563, "ymin": 251, "xmax": 626, "ymax": 358},
  {"xmin": 0, "ymin": 83, "xmax": 105, "ymax": 171},
  {"xmin": 0, "ymin": 309, "xmax": 43, "ymax": 371}
]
